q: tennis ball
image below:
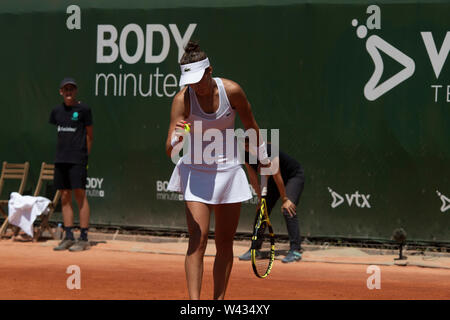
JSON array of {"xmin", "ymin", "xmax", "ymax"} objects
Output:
[{"xmin": 184, "ymin": 123, "xmax": 191, "ymax": 133}]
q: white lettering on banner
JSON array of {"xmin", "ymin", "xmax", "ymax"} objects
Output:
[
  {"xmin": 119, "ymin": 24, "xmax": 145, "ymax": 64},
  {"xmin": 95, "ymin": 66, "xmax": 178, "ymax": 98},
  {"xmin": 432, "ymin": 84, "xmax": 450, "ymax": 102},
  {"xmin": 421, "ymin": 32, "xmax": 450, "ymax": 79},
  {"xmin": 156, "ymin": 180, "xmax": 183, "ymax": 201},
  {"xmin": 156, "ymin": 180, "xmax": 170, "ymax": 192},
  {"xmin": 145, "ymin": 25, "xmax": 170, "ymax": 64},
  {"xmin": 328, "ymin": 187, "xmax": 371, "ymax": 209},
  {"xmin": 168, "ymin": 24, "xmax": 198, "ymax": 62},
  {"xmin": 86, "ymin": 177, "xmax": 105, "ymax": 198},
  {"xmin": 432, "ymin": 85, "xmax": 442, "ymax": 102},
  {"xmin": 97, "ymin": 25, "xmax": 119, "ymax": 63},
  {"xmin": 95, "ymin": 23, "xmax": 196, "ymax": 98},
  {"xmin": 86, "ymin": 178, "xmax": 103, "ymax": 189},
  {"xmin": 352, "ymin": 6, "xmax": 449, "ymax": 102},
  {"xmin": 96, "ymin": 24, "xmax": 197, "ymax": 64}
]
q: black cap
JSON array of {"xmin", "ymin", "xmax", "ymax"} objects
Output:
[{"xmin": 60, "ymin": 77, "xmax": 77, "ymax": 88}]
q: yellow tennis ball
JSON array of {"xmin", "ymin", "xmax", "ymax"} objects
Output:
[{"xmin": 184, "ymin": 123, "xmax": 191, "ymax": 133}]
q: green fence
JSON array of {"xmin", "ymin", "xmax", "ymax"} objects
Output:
[{"xmin": 0, "ymin": 0, "xmax": 449, "ymax": 242}]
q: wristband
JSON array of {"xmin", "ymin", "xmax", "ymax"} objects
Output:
[
  {"xmin": 170, "ymin": 135, "xmax": 180, "ymax": 147},
  {"xmin": 258, "ymin": 142, "xmax": 270, "ymax": 165},
  {"xmin": 170, "ymin": 130, "xmax": 183, "ymax": 147}
]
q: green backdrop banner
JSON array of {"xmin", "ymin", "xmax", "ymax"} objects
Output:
[{"xmin": 0, "ymin": 1, "xmax": 449, "ymax": 242}]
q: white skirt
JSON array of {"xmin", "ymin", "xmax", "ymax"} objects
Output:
[{"xmin": 167, "ymin": 160, "xmax": 253, "ymax": 204}]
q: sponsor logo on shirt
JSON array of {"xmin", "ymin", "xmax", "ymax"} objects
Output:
[
  {"xmin": 57, "ymin": 126, "xmax": 77, "ymax": 132},
  {"xmin": 71, "ymin": 112, "xmax": 79, "ymax": 121}
]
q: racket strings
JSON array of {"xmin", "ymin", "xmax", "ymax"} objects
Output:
[{"xmin": 252, "ymin": 215, "xmax": 274, "ymax": 277}]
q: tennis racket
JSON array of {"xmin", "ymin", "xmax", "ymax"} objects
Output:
[{"xmin": 251, "ymin": 174, "xmax": 275, "ymax": 278}]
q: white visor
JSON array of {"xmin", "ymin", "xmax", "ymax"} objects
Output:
[{"xmin": 179, "ymin": 58, "xmax": 210, "ymax": 86}]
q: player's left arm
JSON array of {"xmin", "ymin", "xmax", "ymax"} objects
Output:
[
  {"xmin": 224, "ymin": 79, "xmax": 271, "ymax": 169},
  {"xmin": 223, "ymin": 79, "xmax": 262, "ymax": 142}
]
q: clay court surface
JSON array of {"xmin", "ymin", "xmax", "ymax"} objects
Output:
[{"xmin": 0, "ymin": 237, "xmax": 449, "ymax": 300}]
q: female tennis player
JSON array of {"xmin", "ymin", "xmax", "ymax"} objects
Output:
[{"xmin": 165, "ymin": 41, "xmax": 269, "ymax": 300}]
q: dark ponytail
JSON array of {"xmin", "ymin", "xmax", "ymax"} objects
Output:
[{"xmin": 180, "ymin": 40, "xmax": 207, "ymax": 65}]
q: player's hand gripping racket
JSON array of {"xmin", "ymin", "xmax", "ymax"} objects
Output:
[{"xmin": 251, "ymin": 174, "xmax": 275, "ymax": 278}]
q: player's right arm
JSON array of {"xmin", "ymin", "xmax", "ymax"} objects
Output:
[
  {"xmin": 165, "ymin": 88, "xmax": 189, "ymax": 158},
  {"xmin": 245, "ymin": 163, "xmax": 261, "ymax": 200}
]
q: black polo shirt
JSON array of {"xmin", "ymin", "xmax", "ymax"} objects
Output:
[{"xmin": 49, "ymin": 102, "xmax": 93, "ymax": 165}]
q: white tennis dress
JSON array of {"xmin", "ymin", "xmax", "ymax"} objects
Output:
[{"xmin": 167, "ymin": 78, "xmax": 252, "ymax": 204}]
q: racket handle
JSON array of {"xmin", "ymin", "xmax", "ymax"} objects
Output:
[{"xmin": 260, "ymin": 174, "xmax": 268, "ymax": 197}]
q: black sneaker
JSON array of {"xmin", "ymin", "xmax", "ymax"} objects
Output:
[
  {"xmin": 53, "ymin": 239, "xmax": 75, "ymax": 251},
  {"xmin": 69, "ymin": 239, "xmax": 90, "ymax": 252}
]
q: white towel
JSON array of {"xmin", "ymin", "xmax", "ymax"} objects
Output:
[{"xmin": 8, "ymin": 192, "xmax": 51, "ymax": 237}]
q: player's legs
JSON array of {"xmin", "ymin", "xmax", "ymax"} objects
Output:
[
  {"xmin": 185, "ymin": 201, "xmax": 212, "ymax": 300},
  {"xmin": 213, "ymin": 202, "xmax": 241, "ymax": 300}
]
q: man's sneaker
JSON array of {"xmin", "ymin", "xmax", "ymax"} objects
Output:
[
  {"xmin": 239, "ymin": 249, "xmax": 262, "ymax": 261},
  {"xmin": 53, "ymin": 239, "xmax": 75, "ymax": 251},
  {"xmin": 282, "ymin": 250, "xmax": 302, "ymax": 263},
  {"xmin": 69, "ymin": 239, "xmax": 90, "ymax": 252}
]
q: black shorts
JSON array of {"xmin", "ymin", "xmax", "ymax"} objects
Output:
[{"xmin": 54, "ymin": 163, "xmax": 87, "ymax": 190}]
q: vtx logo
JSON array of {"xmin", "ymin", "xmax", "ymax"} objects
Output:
[
  {"xmin": 352, "ymin": 5, "xmax": 450, "ymax": 101},
  {"xmin": 328, "ymin": 187, "xmax": 371, "ymax": 209}
]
